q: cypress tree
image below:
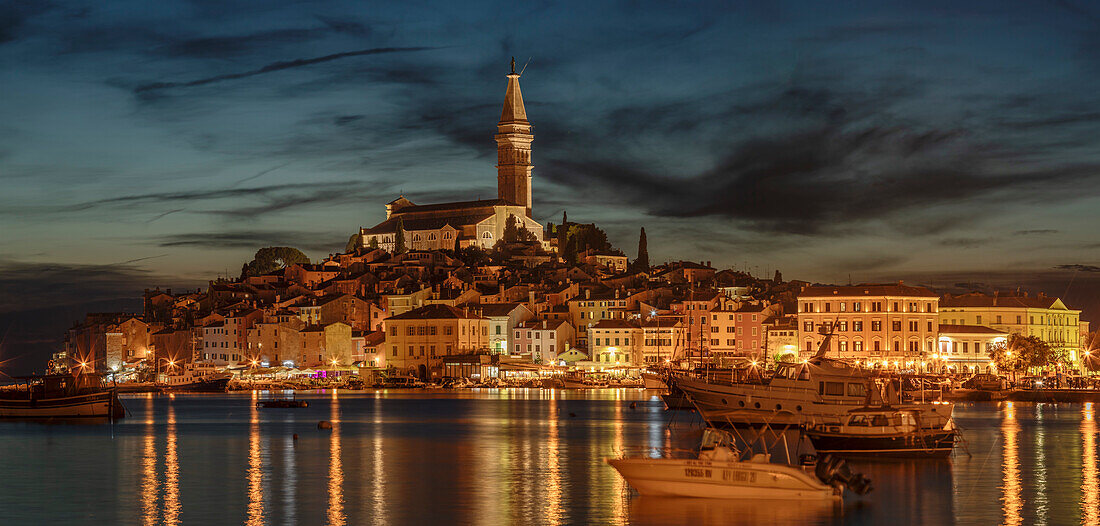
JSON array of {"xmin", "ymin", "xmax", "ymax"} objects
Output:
[
  {"xmin": 634, "ymin": 227, "xmax": 650, "ymax": 272},
  {"xmin": 394, "ymin": 219, "xmax": 406, "ymax": 254}
]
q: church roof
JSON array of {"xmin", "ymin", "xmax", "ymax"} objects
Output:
[
  {"xmin": 362, "ymin": 213, "xmax": 494, "ymax": 235},
  {"xmin": 501, "ymin": 72, "xmax": 528, "ymax": 124},
  {"xmin": 396, "ymin": 199, "xmax": 511, "ymax": 214}
]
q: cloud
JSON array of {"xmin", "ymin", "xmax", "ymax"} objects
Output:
[
  {"xmin": 0, "ymin": 257, "xmax": 194, "ymax": 314},
  {"xmin": 156, "ymin": 230, "xmax": 347, "ymax": 253},
  {"xmin": 1055, "ymin": 264, "xmax": 1100, "ymax": 273},
  {"xmin": 0, "ymin": 2, "xmax": 53, "ymax": 44},
  {"xmin": 1014, "ymin": 229, "xmax": 1058, "ymax": 236},
  {"xmin": 134, "ymin": 46, "xmax": 437, "ymax": 94},
  {"xmin": 939, "ymin": 237, "xmax": 991, "ymax": 248}
]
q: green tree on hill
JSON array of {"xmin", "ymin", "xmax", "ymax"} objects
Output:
[{"xmin": 242, "ymin": 247, "xmax": 311, "ymax": 277}]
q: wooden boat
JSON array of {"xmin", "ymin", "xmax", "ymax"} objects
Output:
[
  {"xmin": 641, "ymin": 371, "xmax": 668, "ymax": 389},
  {"xmin": 805, "ymin": 407, "xmax": 957, "ymax": 458},
  {"xmin": 607, "ymin": 428, "xmax": 871, "ymax": 500},
  {"xmin": 0, "ymin": 374, "xmax": 125, "ymax": 419}
]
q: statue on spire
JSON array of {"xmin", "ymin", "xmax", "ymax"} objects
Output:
[{"xmin": 511, "ymin": 56, "xmax": 516, "ymax": 75}]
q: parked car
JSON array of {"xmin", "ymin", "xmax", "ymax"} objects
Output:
[{"xmin": 961, "ymin": 373, "xmax": 1007, "ymax": 391}]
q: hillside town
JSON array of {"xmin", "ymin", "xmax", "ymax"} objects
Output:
[{"xmin": 53, "ymin": 61, "xmax": 1095, "ymax": 387}]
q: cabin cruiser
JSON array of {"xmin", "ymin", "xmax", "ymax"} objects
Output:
[
  {"xmin": 607, "ymin": 428, "xmax": 871, "ymax": 500},
  {"xmin": 806, "ymin": 407, "xmax": 958, "ymax": 458},
  {"xmin": 159, "ymin": 363, "xmax": 230, "ymax": 392},
  {"xmin": 558, "ymin": 371, "xmax": 607, "ymax": 389},
  {"xmin": 0, "ymin": 373, "xmax": 125, "ymax": 419},
  {"xmin": 677, "ymin": 358, "xmax": 953, "ymax": 428}
]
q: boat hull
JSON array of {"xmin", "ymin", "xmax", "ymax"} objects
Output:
[
  {"xmin": 641, "ymin": 372, "xmax": 668, "ymax": 390},
  {"xmin": 675, "ymin": 375, "xmax": 953, "ymax": 428},
  {"xmin": 606, "ymin": 457, "xmax": 838, "ymax": 500},
  {"xmin": 0, "ymin": 391, "xmax": 120, "ymax": 418},
  {"xmin": 807, "ymin": 429, "xmax": 957, "ymax": 458},
  {"xmin": 161, "ymin": 377, "xmax": 230, "ymax": 392}
]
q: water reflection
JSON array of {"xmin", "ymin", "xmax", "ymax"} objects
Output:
[
  {"xmin": 164, "ymin": 399, "xmax": 180, "ymax": 526},
  {"xmin": 246, "ymin": 391, "xmax": 263, "ymax": 526},
  {"xmin": 328, "ymin": 390, "xmax": 345, "ymax": 526},
  {"xmin": 15, "ymin": 391, "xmax": 1100, "ymax": 526},
  {"xmin": 141, "ymin": 396, "xmax": 159, "ymax": 526},
  {"xmin": 1083, "ymin": 403, "xmax": 1099, "ymax": 526},
  {"xmin": 1001, "ymin": 402, "xmax": 1023, "ymax": 526}
]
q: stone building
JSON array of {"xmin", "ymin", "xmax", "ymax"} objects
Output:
[{"xmin": 358, "ymin": 62, "xmax": 544, "ymax": 252}]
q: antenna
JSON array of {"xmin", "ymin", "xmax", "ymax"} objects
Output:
[{"xmin": 519, "ymin": 57, "xmax": 531, "ymax": 76}]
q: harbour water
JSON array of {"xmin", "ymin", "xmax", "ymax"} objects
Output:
[{"xmin": 0, "ymin": 390, "xmax": 1097, "ymax": 525}]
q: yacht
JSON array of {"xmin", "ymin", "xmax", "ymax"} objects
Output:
[
  {"xmin": 641, "ymin": 370, "xmax": 668, "ymax": 389},
  {"xmin": 607, "ymin": 428, "xmax": 871, "ymax": 500},
  {"xmin": 159, "ymin": 363, "xmax": 231, "ymax": 392},
  {"xmin": 676, "ymin": 358, "xmax": 953, "ymax": 428}
]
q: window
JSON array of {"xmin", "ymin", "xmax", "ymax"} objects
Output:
[
  {"xmin": 824, "ymin": 303, "xmax": 831, "ymax": 313},
  {"xmin": 892, "ymin": 321, "xmax": 902, "ymax": 331},
  {"xmin": 853, "ymin": 341, "xmax": 863, "ymax": 353},
  {"xmin": 444, "ymin": 326, "xmax": 453, "ymax": 335},
  {"xmin": 976, "ymin": 315, "xmax": 982, "ymax": 324},
  {"xmin": 483, "ymin": 232, "xmax": 493, "ymax": 239},
  {"xmin": 871, "ymin": 321, "xmax": 882, "ymax": 331},
  {"xmin": 996, "ymin": 315, "xmax": 1002, "ymax": 324},
  {"xmin": 838, "ymin": 321, "xmax": 848, "ymax": 332},
  {"xmin": 853, "ymin": 302, "xmax": 862, "ymax": 312},
  {"xmin": 443, "ymin": 232, "xmax": 452, "ymax": 239},
  {"xmin": 428, "ymin": 233, "xmax": 436, "ymax": 241},
  {"xmin": 821, "ymin": 381, "xmax": 845, "ymax": 396},
  {"xmin": 804, "ymin": 321, "xmax": 814, "ymax": 332},
  {"xmin": 1016, "ymin": 316, "xmax": 1022, "ymax": 324},
  {"xmin": 853, "ymin": 321, "xmax": 863, "ymax": 331},
  {"xmin": 840, "ymin": 302, "xmax": 847, "ymax": 312},
  {"xmin": 839, "ymin": 341, "xmax": 848, "ymax": 353},
  {"xmin": 847, "ymin": 383, "xmax": 866, "ymax": 397},
  {"xmin": 407, "ymin": 327, "xmax": 415, "ymax": 336}
]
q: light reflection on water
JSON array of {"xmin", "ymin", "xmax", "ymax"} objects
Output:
[{"xmin": 0, "ymin": 391, "xmax": 1099, "ymax": 525}]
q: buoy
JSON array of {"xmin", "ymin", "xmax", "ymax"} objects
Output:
[
  {"xmin": 293, "ymin": 433, "xmax": 299, "ymax": 441},
  {"xmin": 630, "ymin": 402, "xmax": 637, "ymax": 410},
  {"xmin": 318, "ymin": 420, "xmax": 333, "ymax": 430}
]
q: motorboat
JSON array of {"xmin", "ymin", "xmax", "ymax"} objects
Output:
[
  {"xmin": 607, "ymin": 428, "xmax": 871, "ymax": 500},
  {"xmin": 806, "ymin": 407, "xmax": 958, "ymax": 458},
  {"xmin": 0, "ymin": 373, "xmax": 125, "ymax": 419},
  {"xmin": 559, "ymin": 371, "xmax": 606, "ymax": 389}
]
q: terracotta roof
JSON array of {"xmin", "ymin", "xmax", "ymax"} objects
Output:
[
  {"xmin": 388, "ymin": 304, "xmax": 485, "ymax": 320},
  {"xmin": 938, "ymin": 324, "xmax": 1009, "ymax": 335},
  {"xmin": 799, "ymin": 284, "xmax": 938, "ymax": 298},
  {"xmin": 591, "ymin": 319, "xmax": 638, "ymax": 329},
  {"xmin": 478, "ymin": 303, "xmax": 523, "ymax": 317},
  {"xmin": 519, "ymin": 319, "xmax": 570, "ymax": 330},
  {"xmin": 397, "ymin": 199, "xmax": 509, "ymax": 214},
  {"xmin": 940, "ymin": 294, "xmax": 1066, "ymax": 309}
]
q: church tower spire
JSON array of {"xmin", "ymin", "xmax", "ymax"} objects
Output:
[{"xmin": 496, "ymin": 57, "xmax": 534, "ymax": 216}]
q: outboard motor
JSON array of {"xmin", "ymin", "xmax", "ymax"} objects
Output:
[
  {"xmin": 815, "ymin": 454, "xmax": 873, "ymax": 496},
  {"xmin": 798, "ymin": 453, "xmax": 817, "ymax": 467}
]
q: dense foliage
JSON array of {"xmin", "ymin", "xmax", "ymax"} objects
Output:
[{"xmin": 241, "ymin": 246, "xmax": 311, "ymax": 277}]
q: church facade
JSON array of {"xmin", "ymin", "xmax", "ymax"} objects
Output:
[{"xmin": 357, "ymin": 63, "xmax": 544, "ymax": 252}]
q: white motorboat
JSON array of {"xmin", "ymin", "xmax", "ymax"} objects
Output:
[{"xmin": 606, "ymin": 428, "xmax": 871, "ymax": 500}]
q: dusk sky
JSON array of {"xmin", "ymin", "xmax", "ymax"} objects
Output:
[{"xmin": 4, "ymin": 0, "xmax": 1100, "ymax": 317}]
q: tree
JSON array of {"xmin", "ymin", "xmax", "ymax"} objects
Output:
[
  {"xmin": 242, "ymin": 247, "xmax": 311, "ymax": 277},
  {"xmin": 988, "ymin": 333, "xmax": 1056, "ymax": 377},
  {"xmin": 394, "ymin": 219, "xmax": 406, "ymax": 254},
  {"xmin": 562, "ymin": 210, "xmax": 567, "ymax": 225},
  {"xmin": 633, "ymin": 227, "xmax": 650, "ymax": 272},
  {"xmin": 345, "ymin": 234, "xmax": 360, "ymax": 253}
]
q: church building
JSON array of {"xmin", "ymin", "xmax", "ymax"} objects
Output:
[{"xmin": 357, "ymin": 61, "xmax": 545, "ymax": 252}]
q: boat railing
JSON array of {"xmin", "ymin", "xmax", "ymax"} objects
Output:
[{"xmin": 616, "ymin": 446, "xmax": 699, "ymax": 460}]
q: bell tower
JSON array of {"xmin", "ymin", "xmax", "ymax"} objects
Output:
[{"xmin": 495, "ymin": 57, "xmax": 534, "ymax": 217}]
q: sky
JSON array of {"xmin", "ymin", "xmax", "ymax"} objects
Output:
[{"xmin": 3, "ymin": 0, "xmax": 1100, "ymax": 324}]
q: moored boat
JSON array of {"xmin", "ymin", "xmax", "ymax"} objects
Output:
[
  {"xmin": 0, "ymin": 373, "xmax": 125, "ymax": 419},
  {"xmin": 641, "ymin": 371, "xmax": 668, "ymax": 389},
  {"xmin": 257, "ymin": 399, "xmax": 309, "ymax": 408},
  {"xmin": 606, "ymin": 428, "xmax": 871, "ymax": 500},
  {"xmin": 805, "ymin": 407, "xmax": 958, "ymax": 458}
]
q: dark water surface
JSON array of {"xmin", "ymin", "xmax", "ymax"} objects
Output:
[{"xmin": 0, "ymin": 390, "xmax": 1097, "ymax": 525}]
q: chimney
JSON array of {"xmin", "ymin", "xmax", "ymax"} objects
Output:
[
  {"xmin": 615, "ymin": 289, "xmax": 620, "ymax": 299},
  {"xmin": 585, "ymin": 289, "xmax": 591, "ymax": 300},
  {"xmin": 499, "ymin": 283, "xmax": 505, "ymax": 297},
  {"xmin": 706, "ymin": 261, "xmax": 711, "ymax": 268}
]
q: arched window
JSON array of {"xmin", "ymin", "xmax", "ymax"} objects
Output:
[
  {"xmin": 428, "ymin": 233, "xmax": 437, "ymax": 241},
  {"xmin": 412, "ymin": 234, "xmax": 421, "ymax": 241},
  {"xmin": 443, "ymin": 231, "xmax": 452, "ymax": 239},
  {"xmin": 482, "ymin": 232, "xmax": 493, "ymax": 239}
]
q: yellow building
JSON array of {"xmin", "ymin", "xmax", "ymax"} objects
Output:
[
  {"xmin": 797, "ymin": 283, "xmax": 939, "ymax": 363},
  {"xmin": 382, "ymin": 304, "xmax": 490, "ymax": 379},
  {"xmin": 588, "ymin": 319, "xmax": 641, "ymax": 366},
  {"xmin": 939, "ymin": 292, "xmax": 1082, "ymax": 361}
]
